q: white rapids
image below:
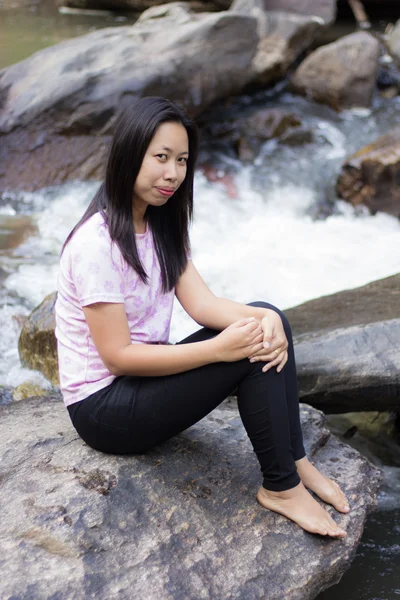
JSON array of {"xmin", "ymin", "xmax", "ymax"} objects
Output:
[{"xmin": 1, "ymin": 169, "xmax": 399, "ymax": 387}]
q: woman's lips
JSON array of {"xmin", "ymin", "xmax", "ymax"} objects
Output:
[{"xmin": 156, "ymin": 187, "xmax": 175, "ymax": 197}]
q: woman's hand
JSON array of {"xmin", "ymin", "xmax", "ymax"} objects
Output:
[
  {"xmin": 249, "ymin": 311, "xmax": 289, "ymax": 373},
  {"xmin": 213, "ymin": 318, "xmax": 264, "ymax": 362}
]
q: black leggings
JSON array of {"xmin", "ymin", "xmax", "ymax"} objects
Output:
[{"xmin": 67, "ymin": 302, "xmax": 306, "ymax": 492}]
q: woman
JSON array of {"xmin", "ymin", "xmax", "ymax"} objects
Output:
[{"xmin": 55, "ymin": 96, "xmax": 349, "ymax": 538}]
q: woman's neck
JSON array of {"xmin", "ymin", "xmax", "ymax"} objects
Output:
[
  {"xmin": 132, "ymin": 204, "xmax": 147, "ymax": 234},
  {"xmin": 134, "ymin": 219, "xmax": 147, "ymax": 235}
]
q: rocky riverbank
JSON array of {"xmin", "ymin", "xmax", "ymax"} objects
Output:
[
  {"xmin": 1, "ymin": 2, "xmax": 399, "ymax": 596},
  {"xmin": 1, "ymin": 0, "xmax": 400, "ymax": 216}
]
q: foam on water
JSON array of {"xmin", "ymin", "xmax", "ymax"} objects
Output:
[
  {"xmin": 1, "ymin": 172, "xmax": 399, "ymax": 380},
  {"xmin": 171, "ymin": 169, "xmax": 400, "ymax": 340}
]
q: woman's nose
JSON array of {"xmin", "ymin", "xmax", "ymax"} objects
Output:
[{"xmin": 164, "ymin": 161, "xmax": 178, "ymax": 181}]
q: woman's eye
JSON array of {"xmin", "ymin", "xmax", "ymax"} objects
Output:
[
  {"xmin": 178, "ymin": 157, "xmax": 188, "ymax": 164},
  {"xmin": 156, "ymin": 154, "xmax": 167, "ymax": 160}
]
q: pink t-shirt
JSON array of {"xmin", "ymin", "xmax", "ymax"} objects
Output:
[{"xmin": 55, "ymin": 212, "xmax": 176, "ymax": 406}]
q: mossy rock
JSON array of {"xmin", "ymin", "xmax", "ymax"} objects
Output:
[
  {"xmin": 18, "ymin": 292, "xmax": 58, "ymax": 385},
  {"xmin": 12, "ymin": 383, "xmax": 54, "ymax": 402}
]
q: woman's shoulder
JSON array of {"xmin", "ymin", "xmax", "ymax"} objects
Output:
[
  {"xmin": 67, "ymin": 212, "xmax": 110, "ymax": 250},
  {"xmin": 63, "ymin": 212, "xmax": 127, "ymax": 275}
]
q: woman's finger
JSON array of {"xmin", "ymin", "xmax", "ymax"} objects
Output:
[
  {"xmin": 276, "ymin": 352, "xmax": 288, "ymax": 373},
  {"xmin": 248, "ymin": 342, "xmax": 264, "ymax": 357},
  {"xmin": 249, "ymin": 354, "xmax": 274, "ymax": 362},
  {"xmin": 249, "ymin": 349, "xmax": 288, "ymax": 369},
  {"xmin": 251, "ymin": 332, "xmax": 264, "ymax": 344},
  {"xmin": 262, "ymin": 351, "xmax": 288, "ymax": 373},
  {"xmin": 249, "ymin": 346, "xmax": 284, "ymax": 362},
  {"xmin": 235, "ymin": 318, "xmax": 260, "ymax": 331}
]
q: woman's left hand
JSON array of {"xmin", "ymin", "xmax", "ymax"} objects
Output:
[{"xmin": 249, "ymin": 311, "xmax": 288, "ymax": 373}]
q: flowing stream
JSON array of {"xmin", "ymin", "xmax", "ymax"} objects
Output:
[{"xmin": 1, "ymin": 4, "xmax": 400, "ymax": 597}]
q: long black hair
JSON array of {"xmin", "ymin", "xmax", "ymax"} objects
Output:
[{"xmin": 63, "ymin": 96, "xmax": 200, "ymax": 292}]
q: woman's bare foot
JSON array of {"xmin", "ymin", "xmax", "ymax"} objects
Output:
[
  {"xmin": 296, "ymin": 457, "xmax": 350, "ymax": 514},
  {"xmin": 257, "ymin": 482, "xmax": 347, "ymax": 538}
]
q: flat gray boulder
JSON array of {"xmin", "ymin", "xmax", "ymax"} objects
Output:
[
  {"xmin": 0, "ymin": 395, "xmax": 380, "ymax": 600},
  {"xmin": 0, "ymin": 3, "xmax": 258, "ymax": 192},
  {"xmin": 294, "ymin": 319, "xmax": 400, "ymax": 413},
  {"xmin": 285, "ymin": 274, "xmax": 400, "ymax": 412}
]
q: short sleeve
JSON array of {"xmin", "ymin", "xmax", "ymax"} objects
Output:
[{"xmin": 68, "ymin": 228, "xmax": 127, "ymax": 307}]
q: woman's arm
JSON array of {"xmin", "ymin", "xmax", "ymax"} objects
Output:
[
  {"xmin": 176, "ymin": 261, "xmax": 272, "ymax": 329},
  {"xmin": 82, "ymin": 303, "xmax": 264, "ymax": 377},
  {"xmin": 175, "ymin": 261, "xmax": 289, "ymax": 372}
]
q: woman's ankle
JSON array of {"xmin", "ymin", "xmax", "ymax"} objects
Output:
[{"xmin": 260, "ymin": 481, "xmax": 304, "ymax": 499}]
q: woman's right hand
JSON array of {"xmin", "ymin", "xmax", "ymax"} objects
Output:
[{"xmin": 212, "ymin": 318, "xmax": 264, "ymax": 362}]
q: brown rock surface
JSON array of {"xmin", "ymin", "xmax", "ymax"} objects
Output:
[
  {"xmin": 291, "ymin": 32, "xmax": 380, "ymax": 111},
  {"xmin": 18, "ymin": 292, "xmax": 59, "ymax": 385},
  {"xmin": 231, "ymin": 0, "xmax": 327, "ymax": 86},
  {"xmin": 236, "ymin": 108, "xmax": 301, "ymax": 159},
  {"xmin": 0, "ymin": 215, "xmax": 37, "ymax": 252},
  {"xmin": 204, "ymin": 106, "xmax": 302, "ymax": 160},
  {"xmin": 285, "ymin": 273, "xmax": 400, "ymax": 336},
  {"xmin": 336, "ymin": 127, "xmax": 400, "ymax": 217}
]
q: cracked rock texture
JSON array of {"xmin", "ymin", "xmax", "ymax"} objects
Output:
[{"xmin": 0, "ymin": 395, "xmax": 380, "ymax": 599}]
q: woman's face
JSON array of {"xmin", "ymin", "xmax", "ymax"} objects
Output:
[{"xmin": 133, "ymin": 121, "xmax": 189, "ymax": 213}]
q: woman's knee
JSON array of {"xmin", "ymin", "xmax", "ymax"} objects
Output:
[{"xmin": 247, "ymin": 301, "xmax": 292, "ymax": 335}]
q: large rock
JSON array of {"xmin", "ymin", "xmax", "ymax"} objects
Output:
[
  {"xmin": 294, "ymin": 319, "xmax": 400, "ymax": 413},
  {"xmin": 235, "ymin": 107, "xmax": 301, "ymax": 159},
  {"xmin": 202, "ymin": 106, "xmax": 302, "ymax": 160},
  {"xmin": 285, "ymin": 274, "xmax": 400, "ymax": 413},
  {"xmin": 387, "ymin": 19, "xmax": 400, "ymax": 67},
  {"xmin": 291, "ymin": 32, "xmax": 380, "ymax": 111},
  {"xmin": 231, "ymin": 0, "xmax": 327, "ymax": 86},
  {"xmin": 285, "ymin": 273, "xmax": 400, "ymax": 335},
  {"xmin": 18, "ymin": 292, "xmax": 59, "ymax": 386},
  {"xmin": 336, "ymin": 127, "xmax": 400, "ymax": 217},
  {"xmin": 58, "ymin": 0, "xmax": 231, "ymax": 12},
  {"xmin": 0, "ymin": 395, "xmax": 380, "ymax": 599},
  {"xmin": 262, "ymin": 0, "xmax": 336, "ymax": 23},
  {"xmin": 0, "ymin": 3, "xmax": 258, "ymax": 192}
]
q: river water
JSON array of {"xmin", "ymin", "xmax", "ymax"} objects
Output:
[{"xmin": 1, "ymin": 4, "xmax": 400, "ymax": 598}]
